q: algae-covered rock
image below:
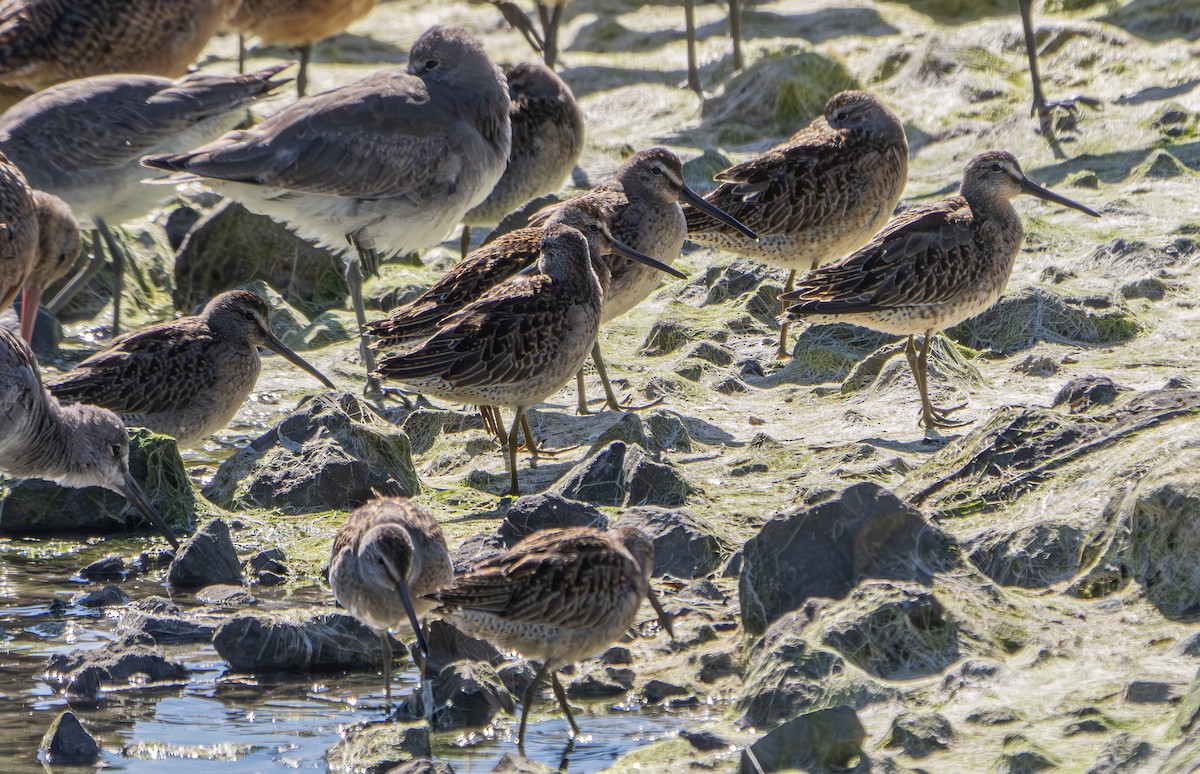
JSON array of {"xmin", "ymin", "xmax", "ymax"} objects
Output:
[
  {"xmin": 174, "ymin": 200, "xmax": 345, "ymax": 317},
  {"xmin": 213, "ymin": 612, "xmax": 386, "ymax": 673},
  {"xmin": 737, "ymin": 705, "xmax": 867, "ymax": 773},
  {"xmin": 883, "ymin": 712, "xmax": 953, "ymax": 758},
  {"xmin": 947, "ymin": 287, "xmax": 1139, "ymax": 353},
  {"xmin": 739, "ymin": 482, "xmax": 953, "ymax": 635},
  {"xmin": 615, "ymin": 506, "xmax": 725, "ymax": 578},
  {"xmin": 0, "ymin": 427, "xmax": 193, "ymax": 538},
  {"xmin": 44, "ymin": 641, "xmax": 190, "ymax": 701},
  {"xmin": 395, "ymin": 661, "xmax": 514, "ymax": 730},
  {"xmin": 204, "ymin": 393, "xmax": 419, "ymax": 513},
  {"xmin": 40, "ymin": 711, "xmax": 101, "ymax": 764},
  {"xmin": 819, "ymin": 582, "xmax": 958, "ymax": 680},
  {"xmin": 167, "ymin": 518, "xmax": 242, "ymax": 590},
  {"xmin": 325, "ymin": 723, "xmax": 430, "ymax": 774},
  {"xmin": 554, "ymin": 441, "xmax": 694, "ymax": 507},
  {"xmin": 703, "ymin": 46, "xmax": 858, "ymax": 141}
]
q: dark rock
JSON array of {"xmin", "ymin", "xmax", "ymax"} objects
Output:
[
  {"xmin": 615, "ymin": 506, "xmax": 723, "ymax": 578},
  {"xmin": 966, "ymin": 708, "xmax": 1022, "ymax": 725},
  {"xmin": 397, "ymin": 661, "xmax": 513, "ymax": 730},
  {"xmin": 496, "ymin": 660, "xmax": 536, "ymax": 698},
  {"xmin": 1052, "ymin": 376, "xmax": 1128, "ymax": 413},
  {"xmin": 883, "ymin": 712, "xmax": 953, "ymax": 758},
  {"xmin": 1066, "ymin": 718, "xmax": 1111, "ymax": 736},
  {"xmin": 1013, "ymin": 355, "xmax": 1059, "ymax": 377},
  {"xmin": 173, "ymin": 200, "xmax": 345, "ymax": 317},
  {"xmin": 204, "ymin": 393, "xmax": 420, "ymax": 514},
  {"xmin": 384, "ymin": 762, "xmax": 456, "ymax": 774},
  {"xmin": 688, "ymin": 342, "xmax": 734, "ymax": 366},
  {"xmin": 703, "ymin": 259, "xmax": 769, "ymax": 306},
  {"xmin": 730, "ymin": 462, "xmax": 768, "ymax": 477},
  {"xmin": 640, "ymin": 320, "xmax": 691, "ymax": 356},
  {"xmin": 1180, "ymin": 632, "xmax": 1200, "ymax": 657},
  {"xmin": 680, "ymin": 730, "xmax": 732, "ymax": 752},
  {"xmin": 600, "ymin": 646, "xmax": 632, "ymax": 665},
  {"xmin": 566, "ymin": 666, "xmax": 633, "ymax": 698},
  {"xmin": 489, "ymin": 752, "xmax": 555, "ymax": 773},
  {"xmin": 737, "ymin": 705, "xmax": 866, "ymax": 774},
  {"xmin": 1085, "ymin": 732, "xmax": 1153, "ymax": 773},
  {"xmin": 325, "ymin": 723, "xmax": 430, "ymax": 773},
  {"xmin": 245, "ymin": 548, "xmax": 288, "ymax": 585},
  {"xmin": 195, "ymin": 584, "xmax": 256, "ymax": 606},
  {"xmin": 821, "ymin": 582, "xmax": 958, "ymax": 680},
  {"xmin": 554, "ymin": 441, "xmax": 693, "ymax": 507},
  {"xmin": 129, "ymin": 596, "xmax": 180, "ymax": 615},
  {"xmin": 130, "ymin": 549, "xmax": 173, "ymax": 574},
  {"xmin": 0, "ymin": 428, "xmax": 193, "ymax": 538},
  {"xmin": 740, "ymin": 482, "xmax": 953, "ymax": 634},
  {"xmin": 79, "ymin": 555, "xmax": 126, "ymax": 582},
  {"xmin": 74, "ymin": 584, "xmax": 130, "ymax": 608},
  {"xmin": 40, "ymin": 711, "xmax": 100, "ymax": 764},
  {"xmin": 44, "ymin": 642, "xmax": 190, "ymax": 701},
  {"xmin": 644, "ymin": 411, "xmax": 694, "ymax": 452},
  {"xmin": 1124, "ymin": 679, "xmax": 1182, "ymax": 704},
  {"xmin": 948, "ymin": 286, "xmax": 1138, "ymax": 353},
  {"xmin": 164, "ymin": 204, "xmax": 202, "ymax": 252},
  {"xmin": 452, "ymin": 494, "xmax": 607, "ymax": 570},
  {"xmin": 587, "ymin": 411, "xmax": 651, "ymax": 455},
  {"xmin": 699, "ymin": 651, "xmax": 737, "ymax": 683},
  {"xmin": 167, "ymin": 519, "xmax": 242, "ymax": 590},
  {"xmin": 714, "ymin": 376, "xmax": 748, "ymax": 394},
  {"xmin": 117, "ymin": 607, "xmax": 215, "ymax": 645},
  {"xmin": 213, "ymin": 613, "xmax": 386, "ymax": 673},
  {"xmin": 418, "ymin": 619, "xmax": 503, "ymax": 674},
  {"xmin": 1121, "ymin": 277, "xmax": 1168, "ymax": 301},
  {"xmin": 966, "ymin": 521, "xmax": 1089, "ymax": 588},
  {"xmin": 642, "ymin": 678, "xmax": 688, "ymax": 703}
]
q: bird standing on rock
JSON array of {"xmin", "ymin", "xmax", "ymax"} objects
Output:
[
  {"xmin": 781, "ymin": 150, "xmax": 1100, "ymax": 432},
  {"xmin": 46, "ymin": 290, "xmax": 336, "ymax": 449},
  {"xmin": 0, "ymin": 326, "xmax": 178, "ymax": 547},
  {"xmin": 684, "ymin": 90, "xmax": 909, "ymax": 359},
  {"xmin": 143, "ymin": 26, "xmax": 513, "ymax": 392}
]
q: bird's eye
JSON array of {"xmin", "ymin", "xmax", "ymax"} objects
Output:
[
  {"xmin": 243, "ymin": 311, "xmax": 256, "ymax": 321},
  {"xmin": 110, "ymin": 444, "xmax": 121, "ymax": 458},
  {"xmin": 990, "ymin": 163, "xmax": 1003, "ymax": 172},
  {"xmin": 835, "ymin": 111, "xmax": 847, "ymax": 122},
  {"xmin": 425, "ymin": 59, "xmax": 439, "ymax": 70},
  {"xmin": 588, "ymin": 223, "xmax": 600, "ymax": 232},
  {"xmin": 651, "ymin": 166, "xmax": 663, "ymax": 176}
]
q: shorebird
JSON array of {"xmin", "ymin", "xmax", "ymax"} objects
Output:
[
  {"xmin": 0, "ymin": 64, "xmax": 291, "ymax": 336},
  {"xmin": 428, "ymin": 525, "xmax": 672, "ymax": 747},
  {"xmin": 0, "ymin": 152, "xmax": 37, "ymax": 329},
  {"xmin": 143, "ymin": 26, "xmax": 512, "ymax": 390},
  {"xmin": 781, "ymin": 150, "xmax": 1100, "ymax": 431},
  {"xmin": 18, "ymin": 190, "xmax": 80, "ymax": 343},
  {"xmin": 683, "ymin": 0, "xmax": 743, "ymax": 93},
  {"xmin": 535, "ymin": 147, "xmax": 758, "ymax": 413},
  {"xmin": 46, "ymin": 290, "xmax": 335, "ymax": 448},
  {"xmin": 230, "ymin": 0, "xmax": 378, "ymax": 97},
  {"xmin": 684, "ymin": 90, "xmax": 909, "ymax": 359},
  {"xmin": 373, "ymin": 223, "xmax": 684, "ymax": 496},
  {"xmin": 459, "ymin": 61, "xmax": 584, "ymax": 259},
  {"xmin": 0, "ymin": 326, "xmax": 178, "ymax": 547},
  {"xmin": 328, "ymin": 497, "xmax": 453, "ymax": 702},
  {"xmin": 0, "ymin": 0, "xmax": 238, "ymax": 94}
]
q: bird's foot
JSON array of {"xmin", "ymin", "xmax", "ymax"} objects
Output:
[
  {"xmin": 918, "ymin": 402, "xmax": 970, "ymax": 430},
  {"xmin": 1033, "ymin": 94, "xmax": 1102, "ymax": 119},
  {"xmin": 518, "ymin": 440, "xmax": 581, "ymax": 459},
  {"xmin": 603, "ymin": 395, "xmax": 665, "ymax": 413}
]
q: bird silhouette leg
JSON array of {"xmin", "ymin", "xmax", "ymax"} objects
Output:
[
  {"xmin": 908, "ymin": 333, "xmax": 968, "ymax": 430},
  {"xmin": 776, "ymin": 269, "xmax": 797, "ymax": 359},
  {"xmin": 593, "ymin": 343, "xmax": 663, "ymax": 412},
  {"xmin": 518, "ymin": 661, "xmax": 550, "ymax": 749},
  {"xmin": 543, "ymin": 3, "xmax": 564, "ymax": 68},
  {"xmin": 345, "ymin": 233, "xmax": 382, "ymax": 396},
  {"xmin": 574, "ymin": 370, "xmax": 594, "ymax": 415},
  {"xmin": 460, "ymin": 225, "xmax": 472, "ymax": 260},
  {"xmin": 729, "ymin": 0, "xmax": 744, "ymax": 71},
  {"xmin": 1018, "ymin": 0, "xmax": 1101, "ymax": 120},
  {"xmin": 506, "ymin": 408, "xmax": 524, "ymax": 496},
  {"xmin": 96, "ymin": 218, "xmax": 127, "ymax": 337},
  {"xmin": 684, "ymin": 0, "xmax": 701, "ymax": 94},
  {"xmin": 492, "ymin": 1, "xmax": 544, "ymax": 54},
  {"xmin": 550, "ymin": 672, "xmax": 580, "ymax": 737},
  {"xmin": 380, "ymin": 631, "xmax": 393, "ymax": 704},
  {"xmin": 296, "ymin": 43, "xmax": 312, "ymax": 98},
  {"xmin": 518, "ymin": 413, "xmax": 579, "ymax": 459},
  {"xmin": 237, "ymin": 34, "xmax": 247, "ymax": 74}
]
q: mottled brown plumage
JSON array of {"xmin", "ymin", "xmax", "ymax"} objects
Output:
[
  {"xmin": 46, "ymin": 290, "xmax": 335, "ymax": 447},
  {"xmin": 684, "ymin": 90, "xmax": 909, "ymax": 357},
  {"xmin": 781, "ymin": 150, "xmax": 1100, "ymax": 430},
  {"xmin": 429, "ymin": 525, "xmax": 671, "ymax": 746},
  {"xmin": 230, "ymin": 0, "xmax": 378, "ymax": 96},
  {"xmin": 0, "ymin": 0, "xmax": 238, "ymax": 93},
  {"xmin": 328, "ymin": 497, "xmax": 453, "ymax": 701},
  {"xmin": 0, "ymin": 150, "xmax": 36, "ymax": 320},
  {"xmin": 0, "ymin": 326, "xmax": 177, "ymax": 547},
  {"xmin": 19, "ymin": 189, "xmax": 79, "ymax": 342},
  {"xmin": 460, "ymin": 61, "xmax": 584, "ymax": 257}
]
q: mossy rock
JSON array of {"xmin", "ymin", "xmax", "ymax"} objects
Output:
[
  {"xmin": 0, "ymin": 428, "xmax": 194, "ymax": 538},
  {"xmin": 947, "ymin": 287, "xmax": 1140, "ymax": 354},
  {"xmin": 204, "ymin": 393, "xmax": 419, "ymax": 514},
  {"xmin": 703, "ymin": 45, "xmax": 857, "ymax": 140}
]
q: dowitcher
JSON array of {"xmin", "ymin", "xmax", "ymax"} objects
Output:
[
  {"xmin": 328, "ymin": 497, "xmax": 453, "ymax": 702},
  {"xmin": 684, "ymin": 90, "xmax": 909, "ymax": 359},
  {"xmin": 781, "ymin": 150, "xmax": 1099, "ymax": 431},
  {"xmin": 18, "ymin": 190, "xmax": 81, "ymax": 343},
  {"xmin": 459, "ymin": 61, "xmax": 584, "ymax": 259},
  {"xmin": 0, "ymin": 0, "xmax": 238, "ymax": 94},
  {"xmin": 0, "ymin": 326, "xmax": 178, "ymax": 547},
  {"xmin": 535, "ymin": 147, "xmax": 758, "ymax": 413},
  {"xmin": 46, "ymin": 290, "xmax": 336, "ymax": 448},
  {"xmin": 373, "ymin": 223, "xmax": 683, "ymax": 496},
  {"xmin": 143, "ymin": 26, "xmax": 512, "ymax": 389},
  {"xmin": 428, "ymin": 525, "xmax": 672, "ymax": 747},
  {"xmin": 230, "ymin": 0, "xmax": 378, "ymax": 97},
  {"xmin": 0, "ymin": 151, "xmax": 37, "ymax": 331},
  {"xmin": 1018, "ymin": 0, "xmax": 1100, "ymax": 119},
  {"xmin": 0, "ymin": 64, "xmax": 290, "ymax": 335}
]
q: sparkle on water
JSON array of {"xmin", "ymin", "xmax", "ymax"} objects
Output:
[{"xmin": 0, "ymin": 540, "xmax": 703, "ymax": 772}]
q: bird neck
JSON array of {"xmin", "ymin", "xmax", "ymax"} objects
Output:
[{"xmin": 0, "ymin": 391, "xmax": 77, "ymax": 483}]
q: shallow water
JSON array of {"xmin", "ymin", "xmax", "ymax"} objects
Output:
[{"xmin": 0, "ymin": 542, "xmax": 704, "ymax": 772}]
